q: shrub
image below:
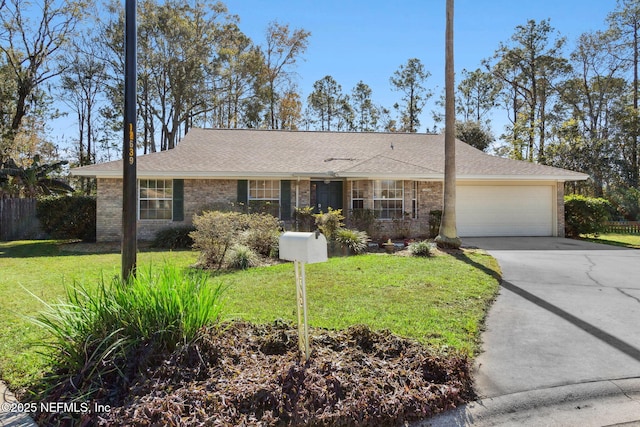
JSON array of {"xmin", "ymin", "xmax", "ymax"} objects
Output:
[
  {"xmin": 334, "ymin": 228, "xmax": 369, "ymax": 254},
  {"xmin": 314, "ymin": 207, "xmax": 345, "ymax": 240},
  {"xmin": 37, "ymin": 195, "xmax": 96, "ymax": 241},
  {"xmin": 391, "ymin": 216, "xmax": 411, "ymax": 239},
  {"xmin": 428, "ymin": 210, "xmax": 442, "ymax": 238},
  {"xmin": 152, "ymin": 225, "xmax": 195, "ymax": 249},
  {"xmin": 227, "ymin": 245, "xmax": 259, "ymax": 270},
  {"xmin": 191, "ymin": 211, "xmax": 249, "ymax": 270},
  {"xmin": 241, "ymin": 213, "xmax": 281, "ymax": 257},
  {"xmin": 191, "ymin": 211, "xmax": 281, "ymax": 269},
  {"xmin": 409, "ymin": 240, "xmax": 433, "ymax": 257},
  {"xmin": 347, "ymin": 208, "xmax": 378, "ymax": 236},
  {"xmin": 30, "ymin": 264, "xmax": 224, "ymax": 400},
  {"xmin": 564, "ymin": 194, "xmax": 613, "ymax": 237},
  {"xmin": 294, "ymin": 206, "xmax": 315, "ymax": 231},
  {"xmin": 607, "ymin": 186, "xmax": 640, "ymax": 221}
]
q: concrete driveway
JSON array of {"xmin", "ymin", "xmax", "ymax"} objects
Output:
[{"xmin": 425, "ymin": 237, "xmax": 640, "ymax": 426}]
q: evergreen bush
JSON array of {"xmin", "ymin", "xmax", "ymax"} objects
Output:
[
  {"xmin": 564, "ymin": 194, "xmax": 613, "ymax": 237},
  {"xmin": 36, "ymin": 195, "xmax": 96, "ymax": 241},
  {"xmin": 294, "ymin": 206, "xmax": 315, "ymax": 231},
  {"xmin": 152, "ymin": 225, "xmax": 195, "ymax": 249},
  {"xmin": 314, "ymin": 207, "xmax": 344, "ymax": 240}
]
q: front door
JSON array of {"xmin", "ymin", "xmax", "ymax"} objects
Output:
[{"xmin": 311, "ymin": 181, "xmax": 343, "ymax": 213}]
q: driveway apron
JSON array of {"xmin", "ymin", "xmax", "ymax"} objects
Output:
[{"xmin": 463, "ymin": 237, "xmax": 640, "ymax": 398}]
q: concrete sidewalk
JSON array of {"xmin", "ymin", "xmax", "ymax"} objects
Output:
[
  {"xmin": 0, "ymin": 381, "xmax": 36, "ymax": 427},
  {"xmin": 426, "ymin": 237, "xmax": 640, "ymax": 426}
]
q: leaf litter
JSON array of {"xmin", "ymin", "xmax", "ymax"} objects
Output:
[{"xmin": 38, "ymin": 321, "xmax": 474, "ymax": 426}]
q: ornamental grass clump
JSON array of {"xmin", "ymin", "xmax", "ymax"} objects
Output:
[
  {"xmin": 409, "ymin": 240, "xmax": 434, "ymax": 257},
  {"xmin": 227, "ymin": 244, "xmax": 259, "ymax": 270},
  {"xmin": 334, "ymin": 228, "xmax": 369, "ymax": 254},
  {"xmin": 29, "ymin": 263, "xmax": 224, "ymax": 402}
]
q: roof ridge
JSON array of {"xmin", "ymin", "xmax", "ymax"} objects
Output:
[{"xmin": 189, "ymin": 127, "xmax": 442, "ymax": 137}]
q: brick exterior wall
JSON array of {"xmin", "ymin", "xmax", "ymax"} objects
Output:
[
  {"xmin": 96, "ymin": 178, "xmax": 238, "ymax": 242},
  {"xmin": 96, "ymin": 178, "xmax": 122, "ymax": 242},
  {"xmin": 557, "ymin": 183, "xmax": 565, "ymax": 237},
  {"xmin": 96, "ymin": 178, "xmax": 446, "ymax": 242},
  {"xmin": 184, "ymin": 179, "xmax": 238, "ymax": 218},
  {"xmin": 98, "ymin": 177, "xmax": 577, "ymax": 240},
  {"xmin": 294, "ymin": 179, "xmax": 311, "ymax": 211}
]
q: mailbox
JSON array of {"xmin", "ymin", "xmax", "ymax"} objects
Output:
[
  {"xmin": 279, "ymin": 231, "xmax": 328, "ymax": 362},
  {"xmin": 279, "ymin": 231, "xmax": 328, "ymax": 264}
]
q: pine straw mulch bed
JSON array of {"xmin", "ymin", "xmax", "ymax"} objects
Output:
[{"xmin": 36, "ymin": 321, "xmax": 474, "ymax": 426}]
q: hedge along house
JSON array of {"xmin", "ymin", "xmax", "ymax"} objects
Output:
[{"xmin": 71, "ymin": 128, "xmax": 589, "ymax": 242}]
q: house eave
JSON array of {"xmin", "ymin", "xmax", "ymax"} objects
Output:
[
  {"xmin": 457, "ymin": 174, "xmax": 589, "ymax": 182},
  {"xmin": 72, "ymin": 170, "xmax": 590, "ymax": 182}
]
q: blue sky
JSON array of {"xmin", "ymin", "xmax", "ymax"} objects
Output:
[
  {"xmin": 47, "ymin": 1, "xmax": 618, "ymax": 152},
  {"xmin": 225, "ymin": 0, "xmax": 616, "ymax": 135}
]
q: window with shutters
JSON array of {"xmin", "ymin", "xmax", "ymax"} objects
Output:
[
  {"xmin": 139, "ymin": 179, "xmax": 173, "ymax": 220},
  {"xmin": 248, "ymin": 180, "xmax": 280, "ymax": 217}
]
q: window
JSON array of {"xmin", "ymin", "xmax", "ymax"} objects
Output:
[
  {"xmin": 248, "ymin": 180, "xmax": 280, "ymax": 217},
  {"xmin": 373, "ymin": 180, "xmax": 404, "ymax": 219},
  {"xmin": 139, "ymin": 179, "xmax": 173, "ymax": 220},
  {"xmin": 351, "ymin": 181, "xmax": 364, "ymax": 210}
]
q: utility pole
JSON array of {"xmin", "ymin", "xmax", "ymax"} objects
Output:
[{"xmin": 122, "ymin": 0, "xmax": 137, "ymax": 281}]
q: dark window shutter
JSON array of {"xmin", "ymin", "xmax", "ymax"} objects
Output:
[
  {"xmin": 237, "ymin": 180, "xmax": 248, "ymax": 207},
  {"xmin": 173, "ymin": 179, "xmax": 184, "ymax": 221},
  {"xmin": 281, "ymin": 180, "xmax": 292, "ymax": 220}
]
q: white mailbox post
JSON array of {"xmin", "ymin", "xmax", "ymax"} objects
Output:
[{"xmin": 279, "ymin": 231, "xmax": 328, "ymax": 361}]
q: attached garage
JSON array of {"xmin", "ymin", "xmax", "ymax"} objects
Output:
[{"xmin": 456, "ymin": 183, "xmax": 556, "ymax": 237}]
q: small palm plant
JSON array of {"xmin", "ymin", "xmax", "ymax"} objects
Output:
[{"xmin": 0, "ymin": 155, "xmax": 73, "ymax": 198}]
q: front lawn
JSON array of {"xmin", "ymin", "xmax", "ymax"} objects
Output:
[
  {"xmin": 220, "ymin": 253, "xmax": 500, "ymax": 353},
  {"xmin": 580, "ymin": 233, "xmax": 640, "ymax": 249},
  {"xmin": 0, "ymin": 240, "xmax": 500, "ymax": 400},
  {"xmin": 0, "ymin": 241, "xmax": 198, "ymax": 393}
]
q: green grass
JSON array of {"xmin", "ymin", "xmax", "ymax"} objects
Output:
[
  {"xmin": 0, "ymin": 240, "xmax": 198, "ymax": 393},
  {"xmin": 581, "ymin": 233, "xmax": 640, "ymax": 249},
  {"xmin": 220, "ymin": 251, "xmax": 500, "ymax": 353},
  {"xmin": 0, "ymin": 240, "xmax": 500, "ymax": 396}
]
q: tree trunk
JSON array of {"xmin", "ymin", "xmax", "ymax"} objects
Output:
[{"xmin": 436, "ymin": 0, "xmax": 461, "ymax": 249}]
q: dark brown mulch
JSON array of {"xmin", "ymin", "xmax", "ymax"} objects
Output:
[{"xmin": 39, "ymin": 322, "xmax": 474, "ymax": 426}]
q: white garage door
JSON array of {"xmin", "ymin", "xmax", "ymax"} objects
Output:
[{"xmin": 456, "ymin": 185, "xmax": 554, "ymax": 237}]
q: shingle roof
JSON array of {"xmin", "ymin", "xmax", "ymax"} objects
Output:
[{"xmin": 72, "ymin": 128, "xmax": 589, "ymax": 181}]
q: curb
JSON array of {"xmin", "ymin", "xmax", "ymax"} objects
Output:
[
  {"xmin": 417, "ymin": 378, "xmax": 640, "ymax": 426},
  {"xmin": 4, "ymin": 377, "xmax": 640, "ymax": 426},
  {"xmin": 0, "ymin": 382, "xmax": 37, "ymax": 427}
]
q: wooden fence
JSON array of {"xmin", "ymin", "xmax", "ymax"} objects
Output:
[
  {"xmin": 604, "ymin": 221, "xmax": 640, "ymax": 235},
  {"xmin": 0, "ymin": 198, "xmax": 43, "ymax": 241}
]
